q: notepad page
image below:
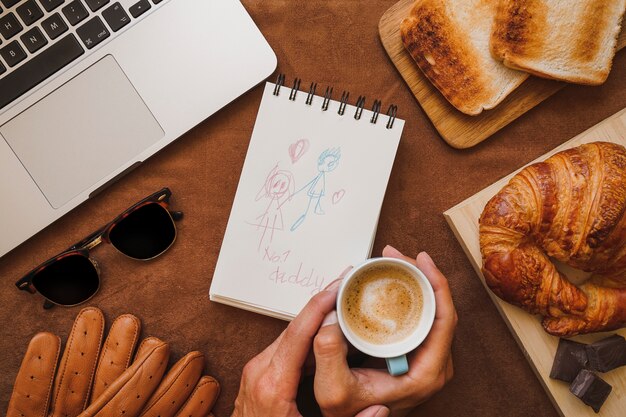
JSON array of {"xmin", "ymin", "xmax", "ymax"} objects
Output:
[{"xmin": 210, "ymin": 82, "xmax": 404, "ymax": 319}]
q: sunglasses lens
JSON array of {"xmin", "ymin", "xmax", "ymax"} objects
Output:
[
  {"xmin": 32, "ymin": 254, "xmax": 99, "ymax": 306},
  {"xmin": 109, "ymin": 203, "xmax": 176, "ymax": 259}
]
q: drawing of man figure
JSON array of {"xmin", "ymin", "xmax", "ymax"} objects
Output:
[{"xmin": 291, "ymin": 147, "xmax": 341, "ymax": 231}]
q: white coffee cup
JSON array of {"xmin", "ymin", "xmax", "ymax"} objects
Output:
[{"xmin": 336, "ymin": 257, "xmax": 436, "ymax": 376}]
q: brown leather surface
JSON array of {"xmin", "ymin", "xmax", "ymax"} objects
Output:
[
  {"xmin": 140, "ymin": 351, "xmax": 205, "ymax": 417},
  {"xmin": 91, "ymin": 313, "xmax": 141, "ymax": 401},
  {"xmin": 135, "ymin": 337, "xmax": 164, "ymax": 362},
  {"xmin": 6, "ymin": 332, "xmax": 60, "ymax": 417},
  {"xmin": 50, "ymin": 307, "xmax": 104, "ymax": 417},
  {"xmin": 78, "ymin": 338, "xmax": 170, "ymax": 417},
  {"xmin": 0, "ymin": 2, "xmax": 625, "ymax": 417},
  {"xmin": 174, "ymin": 376, "xmax": 221, "ymax": 417}
]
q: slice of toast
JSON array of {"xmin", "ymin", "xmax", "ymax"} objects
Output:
[
  {"xmin": 400, "ymin": 0, "xmax": 528, "ymax": 116},
  {"xmin": 491, "ymin": 0, "xmax": 626, "ymax": 85}
]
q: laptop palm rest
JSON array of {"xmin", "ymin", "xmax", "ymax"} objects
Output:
[{"xmin": 0, "ymin": 55, "xmax": 164, "ymax": 209}]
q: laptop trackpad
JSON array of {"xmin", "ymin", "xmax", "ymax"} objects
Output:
[{"xmin": 0, "ymin": 55, "xmax": 164, "ymax": 208}]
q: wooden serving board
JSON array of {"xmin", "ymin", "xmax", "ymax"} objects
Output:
[
  {"xmin": 444, "ymin": 108, "xmax": 626, "ymax": 417},
  {"xmin": 379, "ymin": 0, "xmax": 626, "ymax": 149}
]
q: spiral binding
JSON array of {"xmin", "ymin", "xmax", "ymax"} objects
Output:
[
  {"xmin": 273, "ymin": 74, "xmax": 398, "ymax": 128},
  {"xmin": 322, "ymin": 86, "xmax": 333, "ymax": 111},
  {"xmin": 289, "ymin": 78, "xmax": 301, "ymax": 101},
  {"xmin": 306, "ymin": 82, "xmax": 317, "ymax": 105},
  {"xmin": 386, "ymin": 105, "xmax": 397, "ymax": 129},
  {"xmin": 354, "ymin": 96, "xmax": 366, "ymax": 120},
  {"xmin": 273, "ymin": 74, "xmax": 285, "ymax": 96},
  {"xmin": 371, "ymin": 100, "xmax": 381, "ymax": 124},
  {"xmin": 338, "ymin": 91, "xmax": 349, "ymax": 116}
]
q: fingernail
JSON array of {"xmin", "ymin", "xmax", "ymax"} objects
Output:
[
  {"xmin": 375, "ymin": 406, "xmax": 390, "ymax": 417},
  {"xmin": 324, "ymin": 279, "xmax": 342, "ymax": 292},
  {"xmin": 384, "ymin": 245, "xmax": 403, "ymax": 257},
  {"xmin": 418, "ymin": 251, "xmax": 435, "ymax": 266},
  {"xmin": 321, "ymin": 311, "xmax": 337, "ymax": 327}
]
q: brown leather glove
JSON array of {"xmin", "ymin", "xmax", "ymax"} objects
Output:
[{"xmin": 7, "ymin": 307, "xmax": 220, "ymax": 417}]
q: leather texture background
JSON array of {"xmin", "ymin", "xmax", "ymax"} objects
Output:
[{"xmin": 1, "ymin": 1, "xmax": 625, "ymax": 416}]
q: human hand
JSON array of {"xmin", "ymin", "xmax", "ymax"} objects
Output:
[
  {"xmin": 313, "ymin": 246, "xmax": 458, "ymax": 417},
  {"xmin": 7, "ymin": 307, "xmax": 219, "ymax": 417},
  {"xmin": 231, "ymin": 274, "xmax": 388, "ymax": 417}
]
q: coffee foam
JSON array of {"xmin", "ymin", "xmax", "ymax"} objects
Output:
[{"xmin": 342, "ymin": 265, "xmax": 423, "ymax": 345}]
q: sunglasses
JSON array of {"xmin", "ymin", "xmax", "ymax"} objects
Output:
[{"xmin": 15, "ymin": 188, "xmax": 182, "ymax": 309}]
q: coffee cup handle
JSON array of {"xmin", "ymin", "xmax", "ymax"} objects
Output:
[{"xmin": 386, "ymin": 355, "xmax": 409, "ymax": 376}]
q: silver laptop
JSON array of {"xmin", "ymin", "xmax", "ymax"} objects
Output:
[{"xmin": 0, "ymin": 0, "xmax": 276, "ymax": 257}]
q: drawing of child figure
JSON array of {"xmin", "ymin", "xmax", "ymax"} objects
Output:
[
  {"xmin": 251, "ymin": 164, "xmax": 295, "ymax": 250},
  {"xmin": 291, "ymin": 147, "xmax": 341, "ymax": 231}
]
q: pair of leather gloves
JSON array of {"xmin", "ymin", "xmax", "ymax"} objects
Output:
[{"xmin": 7, "ymin": 307, "xmax": 220, "ymax": 417}]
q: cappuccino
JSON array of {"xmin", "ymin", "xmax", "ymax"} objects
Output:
[{"xmin": 341, "ymin": 265, "xmax": 423, "ymax": 345}]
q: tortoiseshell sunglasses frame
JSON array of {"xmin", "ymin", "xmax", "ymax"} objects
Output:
[{"xmin": 15, "ymin": 187, "xmax": 182, "ymax": 309}]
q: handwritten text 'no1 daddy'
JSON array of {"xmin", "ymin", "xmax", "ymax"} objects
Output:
[{"xmin": 263, "ymin": 247, "xmax": 326, "ymax": 295}]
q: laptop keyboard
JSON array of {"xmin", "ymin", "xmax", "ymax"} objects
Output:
[{"xmin": 0, "ymin": 0, "xmax": 164, "ymax": 110}]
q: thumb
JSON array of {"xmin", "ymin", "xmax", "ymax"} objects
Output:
[
  {"xmin": 355, "ymin": 405, "xmax": 390, "ymax": 417},
  {"xmin": 313, "ymin": 311, "xmax": 353, "ymax": 387}
]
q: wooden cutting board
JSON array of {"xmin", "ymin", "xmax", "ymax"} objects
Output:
[
  {"xmin": 379, "ymin": 0, "xmax": 626, "ymax": 149},
  {"xmin": 444, "ymin": 108, "xmax": 626, "ymax": 417}
]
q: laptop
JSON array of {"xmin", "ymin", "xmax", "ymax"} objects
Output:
[{"xmin": 0, "ymin": 0, "xmax": 276, "ymax": 257}]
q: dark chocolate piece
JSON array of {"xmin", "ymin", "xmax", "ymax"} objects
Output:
[
  {"xmin": 550, "ymin": 338, "xmax": 588, "ymax": 382},
  {"xmin": 569, "ymin": 369, "xmax": 612, "ymax": 413},
  {"xmin": 585, "ymin": 334, "xmax": 626, "ymax": 373}
]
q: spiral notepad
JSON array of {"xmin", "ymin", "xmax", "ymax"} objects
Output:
[{"xmin": 210, "ymin": 75, "xmax": 405, "ymax": 320}]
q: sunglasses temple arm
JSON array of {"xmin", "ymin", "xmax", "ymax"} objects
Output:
[
  {"xmin": 169, "ymin": 210, "xmax": 183, "ymax": 221},
  {"xmin": 15, "ymin": 279, "xmax": 37, "ymax": 294}
]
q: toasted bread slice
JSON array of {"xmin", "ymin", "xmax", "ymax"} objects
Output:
[
  {"xmin": 400, "ymin": 0, "xmax": 528, "ymax": 116},
  {"xmin": 491, "ymin": 0, "xmax": 626, "ymax": 85}
]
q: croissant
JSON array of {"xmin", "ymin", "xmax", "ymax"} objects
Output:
[{"xmin": 479, "ymin": 141, "xmax": 626, "ymax": 337}]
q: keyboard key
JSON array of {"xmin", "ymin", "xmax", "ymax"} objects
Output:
[
  {"xmin": 152, "ymin": 0, "xmax": 162, "ymax": 4},
  {"xmin": 129, "ymin": 0, "xmax": 150, "ymax": 18},
  {"xmin": 76, "ymin": 15, "xmax": 108, "ymax": 49},
  {"xmin": 0, "ymin": 60, "xmax": 6, "ymax": 75},
  {"xmin": 38, "ymin": 0, "xmax": 65, "ymax": 13},
  {"xmin": 62, "ymin": 0, "xmax": 88, "ymax": 26},
  {"xmin": 17, "ymin": 0, "xmax": 44, "ymax": 26},
  {"xmin": 101, "ymin": 2, "xmax": 128, "ymax": 32},
  {"xmin": 1, "ymin": 0, "xmax": 20, "ymax": 8},
  {"xmin": 84, "ymin": 0, "xmax": 108, "ymax": 12},
  {"xmin": 0, "ymin": 34, "xmax": 83, "ymax": 109},
  {"xmin": 0, "ymin": 13, "xmax": 23, "ymax": 40},
  {"xmin": 42, "ymin": 12, "xmax": 67, "ymax": 39},
  {"xmin": 20, "ymin": 26, "xmax": 47, "ymax": 53},
  {"xmin": 0, "ymin": 40, "xmax": 26, "ymax": 66}
]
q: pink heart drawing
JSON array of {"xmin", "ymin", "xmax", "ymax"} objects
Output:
[
  {"xmin": 288, "ymin": 139, "xmax": 310, "ymax": 164},
  {"xmin": 332, "ymin": 189, "xmax": 346, "ymax": 205}
]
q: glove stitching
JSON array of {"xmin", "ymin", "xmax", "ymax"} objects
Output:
[
  {"xmin": 40, "ymin": 335, "xmax": 62, "ymax": 417},
  {"xmin": 92, "ymin": 314, "xmax": 140, "ymax": 397},
  {"xmin": 173, "ymin": 377, "xmax": 220, "ymax": 417},
  {"xmin": 52, "ymin": 307, "xmax": 105, "ymax": 415},
  {"xmin": 79, "ymin": 341, "xmax": 167, "ymax": 417},
  {"xmin": 82, "ymin": 309, "xmax": 105, "ymax": 411},
  {"xmin": 122, "ymin": 315, "xmax": 141, "ymax": 368},
  {"xmin": 135, "ymin": 337, "xmax": 161, "ymax": 360},
  {"xmin": 140, "ymin": 353, "xmax": 204, "ymax": 415},
  {"xmin": 51, "ymin": 308, "xmax": 93, "ymax": 413}
]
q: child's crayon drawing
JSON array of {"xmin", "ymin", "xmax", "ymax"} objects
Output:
[
  {"xmin": 288, "ymin": 139, "xmax": 309, "ymax": 164},
  {"xmin": 332, "ymin": 189, "xmax": 346, "ymax": 204},
  {"xmin": 291, "ymin": 147, "xmax": 341, "ymax": 231},
  {"xmin": 248, "ymin": 164, "xmax": 295, "ymax": 250}
]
